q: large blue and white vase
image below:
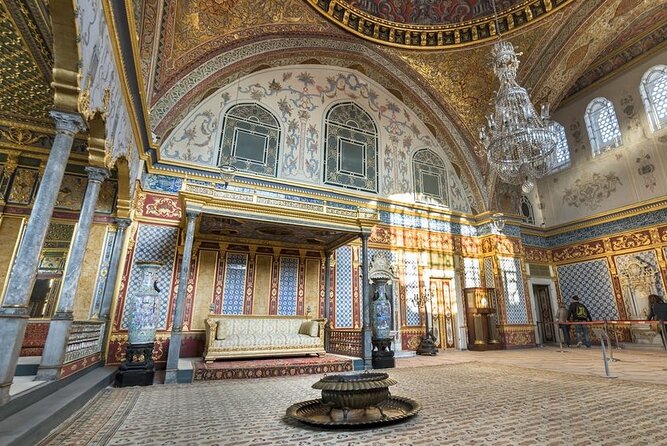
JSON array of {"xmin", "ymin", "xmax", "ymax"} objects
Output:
[
  {"xmin": 127, "ymin": 261, "xmax": 162, "ymax": 345},
  {"xmin": 372, "ymin": 277, "xmax": 391, "ymax": 339}
]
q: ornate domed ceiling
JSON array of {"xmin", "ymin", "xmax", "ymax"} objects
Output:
[
  {"xmin": 345, "ymin": 0, "xmax": 523, "ymax": 25},
  {"xmin": 305, "ymin": 0, "xmax": 574, "ymax": 49}
]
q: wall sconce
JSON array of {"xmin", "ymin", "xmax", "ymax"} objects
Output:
[
  {"xmin": 219, "ymin": 164, "xmax": 237, "ymax": 188},
  {"xmin": 491, "ymin": 212, "xmax": 506, "ymax": 232}
]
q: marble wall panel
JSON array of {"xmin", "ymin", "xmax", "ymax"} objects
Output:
[
  {"xmin": 304, "ymin": 258, "xmax": 321, "ymax": 318},
  {"xmin": 72, "ymin": 224, "xmax": 107, "ymax": 320},
  {"xmin": 191, "ymin": 250, "xmax": 217, "ymax": 330},
  {"xmin": 252, "ymin": 255, "xmax": 273, "ymax": 315},
  {"xmin": 0, "ymin": 216, "xmax": 23, "ymax": 301},
  {"xmin": 89, "ymin": 226, "xmax": 116, "ymax": 318}
]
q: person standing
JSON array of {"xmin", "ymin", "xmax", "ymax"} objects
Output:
[
  {"xmin": 556, "ymin": 303, "xmax": 571, "ymax": 347},
  {"xmin": 567, "ymin": 296, "xmax": 592, "ymax": 348},
  {"xmin": 647, "ymin": 294, "xmax": 667, "ymax": 350}
]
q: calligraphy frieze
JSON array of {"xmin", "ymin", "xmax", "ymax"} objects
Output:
[
  {"xmin": 609, "ymin": 230, "xmax": 652, "ymax": 251},
  {"xmin": 525, "ymin": 247, "xmax": 551, "ymax": 264},
  {"xmin": 552, "ymin": 240, "xmax": 606, "ymax": 263}
]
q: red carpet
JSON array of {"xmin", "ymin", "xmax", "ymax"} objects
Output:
[{"xmin": 193, "ymin": 355, "xmax": 354, "ymax": 380}]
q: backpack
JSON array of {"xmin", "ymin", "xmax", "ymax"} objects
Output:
[{"xmin": 575, "ymin": 304, "xmax": 588, "ymax": 320}]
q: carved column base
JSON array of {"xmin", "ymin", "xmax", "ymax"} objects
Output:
[
  {"xmin": 115, "ymin": 342, "xmax": 155, "ymax": 387},
  {"xmin": 371, "ymin": 337, "xmax": 395, "ymax": 369}
]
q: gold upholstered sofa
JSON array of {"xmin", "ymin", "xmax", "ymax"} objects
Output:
[{"xmin": 203, "ymin": 314, "xmax": 326, "ymax": 362}]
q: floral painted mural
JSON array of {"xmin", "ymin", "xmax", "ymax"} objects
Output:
[{"xmin": 159, "ymin": 65, "xmax": 472, "ymax": 212}]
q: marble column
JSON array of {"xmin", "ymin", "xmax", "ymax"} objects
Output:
[
  {"xmin": 361, "ymin": 234, "xmax": 372, "ymax": 369},
  {"xmin": 98, "ymin": 218, "xmax": 131, "ymax": 320},
  {"xmin": 36, "ymin": 167, "xmax": 109, "ymax": 381},
  {"xmin": 323, "ymin": 251, "xmax": 332, "ymax": 351},
  {"xmin": 165, "ymin": 210, "xmax": 199, "ymax": 384},
  {"xmin": 0, "ymin": 111, "xmax": 84, "ymax": 404}
]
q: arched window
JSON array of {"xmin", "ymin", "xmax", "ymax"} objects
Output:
[
  {"xmin": 584, "ymin": 98, "xmax": 622, "ymax": 156},
  {"xmin": 520, "ymin": 195, "xmax": 535, "ymax": 225},
  {"xmin": 640, "ymin": 65, "xmax": 667, "ymax": 132},
  {"xmin": 219, "ymin": 103, "xmax": 280, "ymax": 176},
  {"xmin": 412, "ymin": 149, "xmax": 448, "ymax": 207},
  {"xmin": 324, "ymin": 103, "xmax": 378, "ymax": 192},
  {"xmin": 550, "ymin": 122, "xmax": 570, "ymax": 170}
]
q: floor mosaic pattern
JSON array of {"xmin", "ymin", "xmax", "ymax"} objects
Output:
[{"xmin": 40, "ymin": 361, "xmax": 667, "ymax": 445}]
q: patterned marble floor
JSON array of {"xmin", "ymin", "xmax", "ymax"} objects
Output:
[{"xmin": 40, "ymin": 354, "xmax": 667, "ymax": 446}]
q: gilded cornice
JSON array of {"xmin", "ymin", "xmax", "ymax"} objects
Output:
[
  {"xmin": 304, "ymin": 0, "xmax": 575, "ymax": 50},
  {"xmin": 563, "ymin": 13, "xmax": 667, "ymax": 101}
]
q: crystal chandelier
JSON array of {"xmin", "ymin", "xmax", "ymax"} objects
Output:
[{"xmin": 478, "ymin": 1, "xmax": 558, "ymax": 193}]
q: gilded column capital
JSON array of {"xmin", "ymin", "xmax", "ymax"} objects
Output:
[
  {"xmin": 115, "ymin": 217, "xmax": 131, "ymax": 230},
  {"xmin": 49, "ymin": 110, "xmax": 85, "ymax": 136},
  {"xmin": 85, "ymin": 166, "xmax": 109, "ymax": 184},
  {"xmin": 185, "ymin": 209, "xmax": 201, "ymax": 221}
]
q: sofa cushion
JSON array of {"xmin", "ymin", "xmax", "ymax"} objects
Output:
[
  {"xmin": 216, "ymin": 321, "xmax": 225, "ymax": 340},
  {"xmin": 212, "ymin": 333, "xmax": 321, "ymax": 350},
  {"xmin": 299, "ymin": 321, "xmax": 319, "ymax": 337}
]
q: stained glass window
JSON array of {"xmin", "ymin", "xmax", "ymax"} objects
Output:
[
  {"xmin": 324, "ymin": 103, "xmax": 378, "ymax": 192},
  {"xmin": 520, "ymin": 195, "xmax": 535, "ymax": 225},
  {"xmin": 584, "ymin": 98, "xmax": 622, "ymax": 156},
  {"xmin": 219, "ymin": 104, "xmax": 280, "ymax": 176},
  {"xmin": 412, "ymin": 149, "xmax": 448, "ymax": 207},
  {"xmin": 640, "ymin": 65, "xmax": 667, "ymax": 132}
]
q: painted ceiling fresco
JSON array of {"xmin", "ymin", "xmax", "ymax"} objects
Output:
[
  {"xmin": 346, "ymin": 0, "xmax": 524, "ymax": 25},
  {"xmin": 136, "ymin": 0, "xmax": 667, "ymax": 207}
]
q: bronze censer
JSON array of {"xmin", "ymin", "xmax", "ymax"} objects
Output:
[
  {"xmin": 286, "ymin": 372, "xmax": 421, "ymax": 427},
  {"xmin": 314, "ymin": 372, "xmax": 397, "ymax": 420}
]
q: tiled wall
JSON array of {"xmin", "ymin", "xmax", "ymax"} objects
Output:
[{"xmin": 556, "ymin": 259, "xmax": 618, "ymax": 320}]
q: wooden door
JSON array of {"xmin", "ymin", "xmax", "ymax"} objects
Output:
[{"xmin": 533, "ymin": 284, "xmax": 555, "ymax": 344}]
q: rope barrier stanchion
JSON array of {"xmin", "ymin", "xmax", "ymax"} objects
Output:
[
  {"xmin": 593, "ymin": 327, "xmax": 616, "ymax": 379},
  {"xmin": 555, "ymin": 320, "xmax": 565, "ymax": 353}
]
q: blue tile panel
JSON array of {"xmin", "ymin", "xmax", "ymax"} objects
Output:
[
  {"xmin": 557, "ymin": 259, "xmax": 619, "ymax": 320},
  {"xmin": 335, "ymin": 246, "xmax": 354, "ymax": 328},
  {"xmin": 523, "ymin": 208, "xmax": 667, "ymax": 248},
  {"xmin": 90, "ymin": 228, "xmax": 116, "ymax": 318},
  {"xmin": 122, "ymin": 224, "xmax": 178, "ymax": 329},
  {"xmin": 278, "ymin": 257, "xmax": 299, "ymax": 316},
  {"xmin": 404, "ymin": 252, "xmax": 421, "ymax": 326},
  {"xmin": 143, "ymin": 173, "xmax": 183, "ymax": 193},
  {"xmin": 499, "ymin": 257, "xmax": 529, "ymax": 324},
  {"xmin": 223, "ymin": 253, "xmax": 247, "ymax": 315},
  {"xmin": 463, "ymin": 258, "xmax": 482, "ymax": 288}
]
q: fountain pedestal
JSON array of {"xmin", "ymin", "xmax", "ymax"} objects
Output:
[{"xmin": 372, "ymin": 338, "xmax": 395, "ymax": 369}]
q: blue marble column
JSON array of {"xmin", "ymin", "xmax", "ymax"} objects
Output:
[
  {"xmin": 36, "ymin": 167, "xmax": 108, "ymax": 381},
  {"xmin": 165, "ymin": 209, "xmax": 199, "ymax": 384},
  {"xmin": 0, "ymin": 111, "xmax": 84, "ymax": 404},
  {"xmin": 99, "ymin": 218, "xmax": 131, "ymax": 320},
  {"xmin": 361, "ymin": 233, "xmax": 372, "ymax": 369}
]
